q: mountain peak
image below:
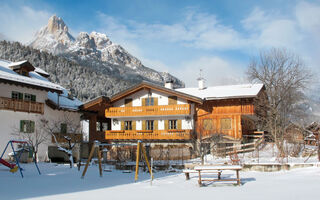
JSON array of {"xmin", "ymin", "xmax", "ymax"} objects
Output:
[{"xmin": 47, "ymin": 15, "xmax": 69, "ymax": 34}]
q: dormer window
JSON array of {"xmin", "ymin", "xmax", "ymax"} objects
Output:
[
  {"xmin": 21, "ymin": 70, "xmax": 29, "ymax": 77},
  {"xmin": 8, "ymin": 60, "xmax": 35, "ymax": 77}
]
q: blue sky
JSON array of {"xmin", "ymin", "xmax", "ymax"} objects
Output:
[{"xmin": 0, "ymin": 0, "xmax": 319, "ymax": 87}]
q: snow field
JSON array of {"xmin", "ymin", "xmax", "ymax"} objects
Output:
[{"xmin": 0, "ymin": 162, "xmax": 319, "ymax": 200}]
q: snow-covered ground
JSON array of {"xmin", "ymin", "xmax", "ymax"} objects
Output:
[{"xmin": 0, "ymin": 161, "xmax": 319, "ymax": 200}]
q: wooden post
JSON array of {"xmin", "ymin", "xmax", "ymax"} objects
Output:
[
  {"xmin": 198, "ymin": 170, "xmax": 202, "ymax": 186},
  {"xmin": 135, "ymin": 141, "xmax": 141, "ymax": 182},
  {"xmin": 81, "ymin": 140, "xmax": 99, "ymax": 178},
  {"xmin": 185, "ymin": 172, "xmax": 190, "ymax": 180},
  {"xmin": 236, "ymin": 169, "xmax": 240, "ymax": 185},
  {"xmin": 141, "ymin": 144, "xmax": 153, "ymax": 179},
  {"xmin": 97, "ymin": 147, "xmax": 103, "ymax": 177}
]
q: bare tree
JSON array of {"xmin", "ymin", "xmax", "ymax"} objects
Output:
[
  {"xmin": 11, "ymin": 119, "xmax": 49, "ymax": 161},
  {"xmin": 39, "ymin": 114, "xmax": 82, "ymax": 168},
  {"xmin": 247, "ymin": 48, "xmax": 312, "ymax": 156}
]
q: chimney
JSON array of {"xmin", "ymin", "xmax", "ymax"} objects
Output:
[
  {"xmin": 197, "ymin": 69, "xmax": 205, "ymax": 90},
  {"xmin": 164, "ymin": 79, "xmax": 174, "ymax": 89},
  {"xmin": 197, "ymin": 77, "xmax": 205, "ymax": 90}
]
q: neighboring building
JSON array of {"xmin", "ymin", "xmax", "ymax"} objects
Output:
[
  {"xmin": 304, "ymin": 122, "xmax": 320, "ymax": 146},
  {"xmin": 0, "ymin": 59, "xmax": 82, "ymax": 161},
  {"xmin": 176, "ymin": 78, "xmax": 266, "ymax": 142}
]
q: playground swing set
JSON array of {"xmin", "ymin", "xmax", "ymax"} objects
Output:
[
  {"xmin": 0, "ymin": 140, "xmax": 41, "ymax": 178},
  {"xmin": 81, "ymin": 140, "xmax": 153, "ymax": 181}
]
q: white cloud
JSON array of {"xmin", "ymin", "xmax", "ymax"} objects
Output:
[
  {"xmin": 97, "ymin": 9, "xmax": 244, "ymax": 50},
  {"xmin": 0, "ymin": 4, "xmax": 52, "ymax": 43},
  {"xmin": 172, "ymin": 56, "xmax": 246, "ymax": 87}
]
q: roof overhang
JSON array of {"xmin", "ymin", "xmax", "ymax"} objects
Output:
[
  {"xmin": 80, "ymin": 96, "xmax": 111, "ymax": 113},
  {"xmin": 8, "ymin": 60, "xmax": 35, "ymax": 72},
  {"xmin": 110, "ymin": 81, "xmax": 203, "ymax": 104},
  {"xmin": 0, "ymin": 77, "xmax": 63, "ymax": 94}
]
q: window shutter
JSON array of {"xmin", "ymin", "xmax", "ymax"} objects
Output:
[
  {"xmin": 165, "ymin": 120, "xmax": 169, "ymax": 130},
  {"xmin": 20, "ymin": 120, "xmax": 24, "ymax": 132},
  {"xmin": 30, "ymin": 121, "xmax": 35, "ymax": 133},
  {"xmin": 142, "ymin": 98, "xmax": 146, "ymax": 106},
  {"xmin": 154, "ymin": 97, "xmax": 158, "ymax": 106},
  {"xmin": 132, "ymin": 121, "xmax": 136, "ymax": 130},
  {"xmin": 142, "ymin": 120, "xmax": 146, "ymax": 130},
  {"xmin": 154, "ymin": 120, "xmax": 158, "ymax": 130},
  {"xmin": 168, "ymin": 96, "xmax": 177, "ymax": 105},
  {"xmin": 121, "ymin": 121, "xmax": 124, "ymax": 130},
  {"xmin": 177, "ymin": 119, "xmax": 182, "ymax": 130},
  {"xmin": 18, "ymin": 93, "xmax": 23, "ymax": 100},
  {"xmin": 125, "ymin": 98, "xmax": 132, "ymax": 107},
  {"xmin": 31, "ymin": 95, "xmax": 36, "ymax": 102}
]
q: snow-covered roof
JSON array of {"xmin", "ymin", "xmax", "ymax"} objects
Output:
[
  {"xmin": 0, "ymin": 59, "xmax": 63, "ymax": 92},
  {"xmin": 35, "ymin": 67, "xmax": 49, "ymax": 76},
  {"xmin": 48, "ymin": 90, "xmax": 83, "ymax": 110},
  {"xmin": 176, "ymin": 84, "xmax": 264, "ymax": 100},
  {"xmin": 0, "ymin": 59, "xmax": 82, "ymax": 110},
  {"xmin": 7, "ymin": 60, "xmax": 29, "ymax": 68}
]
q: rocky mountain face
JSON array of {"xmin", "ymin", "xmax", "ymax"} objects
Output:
[{"xmin": 29, "ymin": 15, "xmax": 184, "ymax": 89}]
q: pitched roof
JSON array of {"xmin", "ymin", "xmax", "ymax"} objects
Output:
[
  {"xmin": 0, "ymin": 59, "xmax": 83, "ymax": 110},
  {"xmin": 176, "ymin": 83, "xmax": 264, "ymax": 100},
  {"xmin": 110, "ymin": 81, "xmax": 203, "ymax": 104},
  {"xmin": 0, "ymin": 59, "xmax": 63, "ymax": 93}
]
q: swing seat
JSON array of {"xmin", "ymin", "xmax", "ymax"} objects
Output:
[{"xmin": 10, "ymin": 165, "xmax": 18, "ymax": 173}]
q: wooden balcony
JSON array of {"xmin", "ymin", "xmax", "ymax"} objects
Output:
[
  {"xmin": 105, "ymin": 129, "xmax": 192, "ymax": 140},
  {"xmin": 105, "ymin": 104, "xmax": 191, "ymax": 117},
  {"xmin": 0, "ymin": 97, "xmax": 44, "ymax": 114}
]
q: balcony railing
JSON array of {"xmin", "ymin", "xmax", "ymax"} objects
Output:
[
  {"xmin": 0, "ymin": 97, "xmax": 44, "ymax": 114},
  {"xmin": 105, "ymin": 129, "xmax": 192, "ymax": 140},
  {"xmin": 105, "ymin": 104, "xmax": 191, "ymax": 117}
]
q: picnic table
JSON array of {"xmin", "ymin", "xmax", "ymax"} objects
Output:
[{"xmin": 193, "ymin": 165, "xmax": 242, "ymax": 186}]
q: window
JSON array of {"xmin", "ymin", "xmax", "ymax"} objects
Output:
[
  {"xmin": 168, "ymin": 96, "xmax": 177, "ymax": 105},
  {"xmin": 24, "ymin": 93, "xmax": 36, "ymax": 102},
  {"xmin": 146, "ymin": 120, "xmax": 154, "ymax": 130},
  {"xmin": 96, "ymin": 122, "xmax": 101, "ymax": 131},
  {"xmin": 12, "ymin": 91, "xmax": 23, "ymax": 100},
  {"xmin": 60, "ymin": 123, "xmax": 67, "ymax": 134},
  {"xmin": 20, "ymin": 120, "xmax": 35, "ymax": 133},
  {"xmin": 220, "ymin": 118, "xmax": 232, "ymax": 130},
  {"xmin": 21, "ymin": 70, "xmax": 28, "ymax": 76},
  {"xmin": 145, "ymin": 97, "xmax": 154, "ymax": 106},
  {"xmin": 203, "ymin": 119, "xmax": 213, "ymax": 130},
  {"xmin": 124, "ymin": 98, "xmax": 133, "ymax": 107},
  {"xmin": 102, "ymin": 123, "xmax": 109, "ymax": 131},
  {"xmin": 169, "ymin": 120, "xmax": 177, "ymax": 129},
  {"xmin": 125, "ymin": 121, "xmax": 132, "ymax": 130}
]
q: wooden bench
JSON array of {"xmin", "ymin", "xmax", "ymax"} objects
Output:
[
  {"xmin": 183, "ymin": 169, "xmax": 221, "ymax": 180},
  {"xmin": 194, "ymin": 165, "xmax": 242, "ymax": 186}
]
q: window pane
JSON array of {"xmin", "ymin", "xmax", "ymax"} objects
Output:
[
  {"xmin": 220, "ymin": 118, "xmax": 232, "ymax": 130},
  {"xmin": 146, "ymin": 120, "xmax": 154, "ymax": 130},
  {"xmin": 61, "ymin": 123, "xmax": 67, "ymax": 134},
  {"xmin": 12, "ymin": 91, "xmax": 18, "ymax": 99},
  {"xmin": 125, "ymin": 121, "xmax": 132, "ymax": 130},
  {"xmin": 203, "ymin": 119, "xmax": 213, "ymax": 130},
  {"xmin": 24, "ymin": 93, "xmax": 32, "ymax": 101},
  {"xmin": 169, "ymin": 120, "xmax": 177, "ymax": 129}
]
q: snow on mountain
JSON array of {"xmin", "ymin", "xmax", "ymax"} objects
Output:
[{"xmin": 29, "ymin": 15, "xmax": 184, "ymax": 88}]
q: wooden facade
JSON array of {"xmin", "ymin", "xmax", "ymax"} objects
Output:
[{"xmin": 196, "ymin": 96, "xmax": 263, "ymax": 140}]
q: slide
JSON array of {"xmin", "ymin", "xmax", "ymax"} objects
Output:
[{"xmin": 0, "ymin": 158, "xmax": 18, "ymax": 173}]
